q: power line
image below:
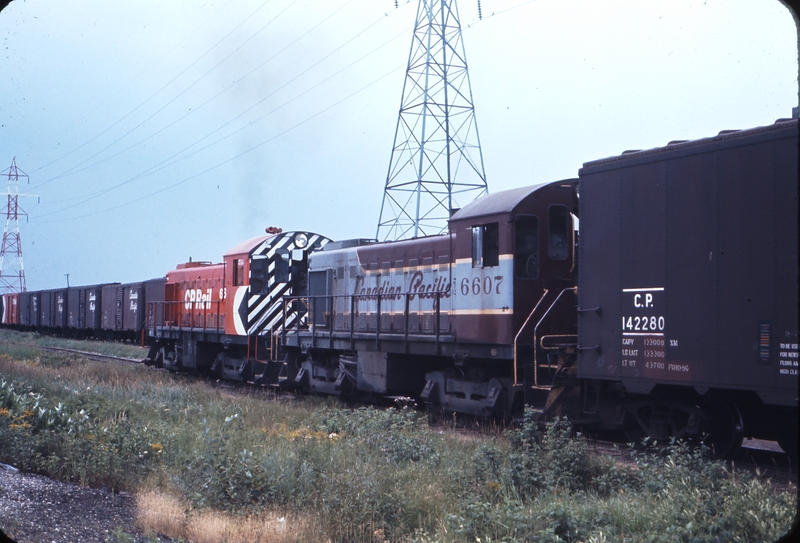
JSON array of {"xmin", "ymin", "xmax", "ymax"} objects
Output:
[
  {"xmin": 35, "ymin": 0, "xmax": 360, "ymax": 195},
  {"xmin": 35, "ymin": 62, "xmax": 405, "ymax": 224},
  {"xmin": 29, "ymin": 1, "xmax": 233, "ymax": 170},
  {"xmin": 35, "ymin": 13, "xmax": 411, "ymax": 220},
  {"xmin": 30, "ymin": 0, "xmax": 280, "ymax": 189}
]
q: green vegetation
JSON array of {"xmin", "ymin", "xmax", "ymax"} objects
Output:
[
  {"xmin": 0, "ymin": 329, "xmax": 148, "ymax": 359},
  {"xmin": 0, "ymin": 331, "xmax": 795, "ymax": 542}
]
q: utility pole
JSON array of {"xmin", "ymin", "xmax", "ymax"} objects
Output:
[
  {"xmin": 377, "ymin": 0, "xmax": 488, "ymax": 241},
  {"xmin": 0, "ymin": 158, "xmax": 37, "ymax": 294}
]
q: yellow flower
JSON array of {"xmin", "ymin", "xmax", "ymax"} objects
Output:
[
  {"xmin": 150, "ymin": 443, "xmax": 164, "ymax": 452},
  {"xmin": 9, "ymin": 422, "xmax": 32, "ymax": 430}
]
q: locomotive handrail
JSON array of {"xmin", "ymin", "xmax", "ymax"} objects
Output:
[
  {"xmin": 540, "ymin": 334, "xmax": 578, "ymax": 349},
  {"xmin": 147, "ymin": 299, "xmax": 224, "ymax": 334},
  {"xmin": 280, "ymin": 290, "xmax": 449, "ymax": 351},
  {"xmin": 513, "ymin": 289, "xmax": 550, "ymax": 387},
  {"xmin": 532, "ymin": 287, "xmax": 578, "ymax": 389}
]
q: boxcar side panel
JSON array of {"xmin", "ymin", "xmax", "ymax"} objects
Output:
[{"xmin": 578, "ymin": 120, "xmax": 798, "ymax": 405}]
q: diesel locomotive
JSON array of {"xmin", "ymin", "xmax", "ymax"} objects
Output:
[{"xmin": 2, "ymin": 117, "xmax": 797, "ymax": 459}]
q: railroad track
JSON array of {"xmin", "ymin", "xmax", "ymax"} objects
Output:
[
  {"xmin": 6, "ymin": 342, "xmax": 144, "ymax": 367},
  {"xmin": 7, "ymin": 340, "xmax": 797, "ymax": 486}
]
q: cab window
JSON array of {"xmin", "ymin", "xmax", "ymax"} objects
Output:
[
  {"xmin": 514, "ymin": 215, "xmax": 539, "ymax": 279},
  {"xmin": 472, "ymin": 223, "xmax": 499, "ymax": 267},
  {"xmin": 548, "ymin": 205, "xmax": 569, "ymax": 261},
  {"xmin": 233, "ymin": 259, "xmax": 245, "ymax": 286}
]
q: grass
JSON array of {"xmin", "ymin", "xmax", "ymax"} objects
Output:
[
  {"xmin": 0, "ymin": 329, "xmax": 796, "ymax": 542},
  {"xmin": 0, "ymin": 329, "xmax": 148, "ymax": 359}
]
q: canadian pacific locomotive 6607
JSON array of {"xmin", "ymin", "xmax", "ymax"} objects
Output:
[{"xmin": 2, "ymin": 117, "xmax": 797, "ymax": 460}]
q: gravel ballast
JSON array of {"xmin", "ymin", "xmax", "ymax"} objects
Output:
[{"xmin": 0, "ymin": 464, "xmax": 173, "ymax": 543}]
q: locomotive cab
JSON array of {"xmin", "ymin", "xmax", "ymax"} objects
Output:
[
  {"xmin": 439, "ymin": 178, "xmax": 580, "ymax": 413},
  {"xmin": 146, "ymin": 231, "xmax": 330, "ymax": 379}
]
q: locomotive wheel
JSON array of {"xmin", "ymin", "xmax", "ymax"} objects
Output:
[{"xmin": 699, "ymin": 399, "xmax": 743, "ymax": 459}]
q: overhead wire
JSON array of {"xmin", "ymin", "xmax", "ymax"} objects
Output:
[
  {"xmin": 35, "ymin": 61, "xmax": 406, "ymax": 223},
  {"xmin": 39, "ymin": 0, "xmax": 359, "ymax": 200},
  {"xmin": 29, "ymin": 1, "xmax": 233, "ymax": 171},
  {"xmin": 35, "ymin": 8, "xmax": 411, "ymax": 219},
  {"xmin": 30, "ymin": 0, "xmax": 280, "ymax": 189},
  {"xmin": 36, "ymin": 0, "xmax": 299, "ymax": 187}
]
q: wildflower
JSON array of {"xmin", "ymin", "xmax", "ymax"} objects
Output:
[
  {"xmin": 150, "ymin": 443, "xmax": 164, "ymax": 453},
  {"xmin": 9, "ymin": 422, "xmax": 32, "ymax": 430}
]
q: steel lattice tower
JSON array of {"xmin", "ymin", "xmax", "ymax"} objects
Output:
[
  {"xmin": 0, "ymin": 158, "xmax": 34, "ymax": 294},
  {"xmin": 376, "ymin": 0, "xmax": 488, "ymax": 241}
]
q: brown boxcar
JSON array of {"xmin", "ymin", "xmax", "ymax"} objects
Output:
[
  {"xmin": 100, "ymin": 284, "xmax": 124, "ymax": 333},
  {"xmin": 576, "ymin": 117, "xmax": 798, "ymax": 457}
]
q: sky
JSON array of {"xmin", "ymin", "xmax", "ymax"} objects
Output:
[{"xmin": 0, "ymin": 0, "xmax": 797, "ymax": 290}]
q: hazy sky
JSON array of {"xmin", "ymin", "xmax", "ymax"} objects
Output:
[{"xmin": 1, "ymin": 0, "xmax": 797, "ymax": 290}]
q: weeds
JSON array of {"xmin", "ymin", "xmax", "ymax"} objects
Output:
[{"xmin": 0, "ymin": 331, "xmax": 795, "ymax": 542}]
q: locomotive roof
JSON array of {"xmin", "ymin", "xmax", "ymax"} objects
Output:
[
  {"xmin": 580, "ymin": 117, "xmax": 798, "ymax": 173},
  {"xmin": 449, "ymin": 181, "xmax": 555, "ymax": 222},
  {"xmin": 224, "ymin": 235, "xmax": 272, "ymax": 257}
]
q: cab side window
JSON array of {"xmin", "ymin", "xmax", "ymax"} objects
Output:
[
  {"xmin": 233, "ymin": 259, "xmax": 245, "ymax": 286},
  {"xmin": 548, "ymin": 205, "xmax": 569, "ymax": 261},
  {"xmin": 472, "ymin": 223, "xmax": 499, "ymax": 268},
  {"xmin": 514, "ymin": 215, "xmax": 539, "ymax": 279}
]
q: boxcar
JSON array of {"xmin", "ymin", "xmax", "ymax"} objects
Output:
[
  {"xmin": 18, "ymin": 291, "xmax": 39, "ymax": 328},
  {"xmin": 66, "ymin": 284, "xmax": 115, "ymax": 335},
  {"xmin": 576, "ymin": 117, "xmax": 798, "ymax": 456},
  {"xmin": 100, "ymin": 284, "xmax": 124, "ymax": 335},
  {"xmin": 98, "ymin": 280, "xmax": 164, "ymax": 340},
  {"xmin": 37, "ymin": 289, "xmax": 69, "ymax": 331},
  {"xmin": 0, "ymin": 293, "xmax": 19, "ymax": 325}
]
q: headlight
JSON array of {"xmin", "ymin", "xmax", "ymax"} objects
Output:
[{"xmin": 294, "ymin": 233, "xmax": 308, "ymax": 248}]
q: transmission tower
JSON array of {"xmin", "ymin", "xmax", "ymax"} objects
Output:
[
  {"xmin": 0, "ymin": 158, "xmax": 36, "ymax": 294},
  {"xmin": 376, "ymin": 0, "xmax": 488, "ymax": 241}
]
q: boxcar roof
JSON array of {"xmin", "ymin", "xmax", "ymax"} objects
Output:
[
  {"xmin": 449, "ymin": 182, "xmax": 553, "ymax": 222},
  {"xmin": 580, "ymin": 117, "xmax": 798, "ymax": 174}
]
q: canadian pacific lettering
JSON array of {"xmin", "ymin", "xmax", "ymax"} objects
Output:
[{"xmin": 354, "ymin": 271, "xmax": 452, "ymax": 300}]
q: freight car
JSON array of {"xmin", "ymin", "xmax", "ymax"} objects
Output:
[
  {"xmin": 572, "ymin": 117, "xmax": 798, "ymax": 458},
  {"xmin": 1, "ymin": 279, "xmax": 165, "ymax": 341}
]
